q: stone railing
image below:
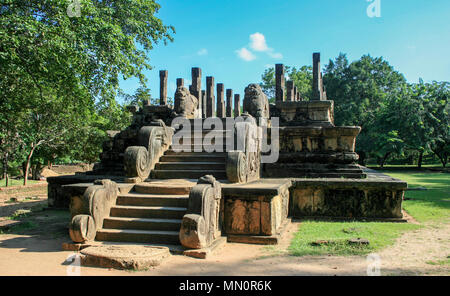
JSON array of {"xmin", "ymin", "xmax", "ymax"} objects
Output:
[
  {"xmin": 124, "ymin": 120, "xmax": 173, "ymax": 182},
  {"xmin": 179, "ymin": 175, "xmax": 222, "ymax": 249},
  {"xmin": 226, "ymin": 113, "xmax": 262, "ymax": 183},
  {"xmin": 69, "ymin": 179, "xmax": 118, "ymax": 243}
]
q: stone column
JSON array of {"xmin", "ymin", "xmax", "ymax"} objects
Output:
[
  {"xmin": 191, "ymin": 68, "xmax": 202, "ymax": 100},
  {"xmin": 201, "ymin": 90, "xmax": 207, "ymax": 118},
  {"xmin": 206, "ymin": 76, "xmax": 215, "ymax": 117},
  {"xmin": 226, "ymin": 89, "xmax": 233, "ymax": 117},
  {"xmin": 286, "ymin": 81, "xmax": 294, "ymax": 102},
  {"xmin": 216, "ymin": 83, "xmax": 225, "ymax": 118},
  {"xmin": 312, "ymin": 53, "xmax": 324, "ymax": 100},
  {"xmin": 159, "ymin": 70, "xmax": 168, "ymax": 105},
  {"xmin": 234, "ymin": 94, "xmax": 241, "ymax": 117},
  {"xmin": 275, "ymin": 64, "xmax": 285, "ymax": 102},
  {"xmin": 176, "ymin": 78, "xmax": 184, "ymax": 88},
  {"xmin": 297, "ymin": 92, "xmax": 302, "ymax": 101},
  {"xmin": 294, "ymin": 86, "xmax": 298, "ymax": 101}
]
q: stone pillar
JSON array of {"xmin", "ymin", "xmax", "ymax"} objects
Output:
[
  {"xmin": 234, "ymin": 94, "xmax": 241, "ymax": 117},
  {"xmin": 286, "ymin": 81, "xmax": 294, "ymax": 102},
  {"xmin": 294, "ymin": 86, "xmax": 298, "ymax": 101},
  {"xmin": 275, "ymin": 64, "xmax": 285, "ymax": 102},
  {"xmin": 297, "ymin": 92, "xmax": 302, "ymax": 101},
  {"xmin": 176, "ymin": 78, "xmax": 184, "ymax": 88},
  {"xmin": 226, "ymin": 89, "xmax": 233, "ymax": 117},
  {"xmin": 191, "ymin": 67, "xmax": 202, "ymax": 100},
  {"xmin": 312, "ymin": 53, "xmax": 324, "ymax": 101},
  {"xmin": 159, "ymin": 70, "xmax": 168, "ymax": 105},
  {"xmin": 201, "ymin": 90, "xmax": 207, "ymax": 118},
  {"xmin": 216, "ymin": 83, "xmax": 225, "ymax": 118},
  {"xmin": 206, "ymin": 76, "xmax": 215, "ymax": 117}
]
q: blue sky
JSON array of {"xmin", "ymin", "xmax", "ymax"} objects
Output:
[{"xmin": 119, "ymin": 0, "xmax": 450, "ymax": 100}]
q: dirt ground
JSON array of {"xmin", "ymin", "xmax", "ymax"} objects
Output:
[{"xmin": 0, "ymin": 198, "xmax": 448, "ymax": 276}]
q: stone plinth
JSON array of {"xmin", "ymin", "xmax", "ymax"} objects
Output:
[
  {"xmin": 274, "ymin": 100, "xmax": 334, "ymax": 126},
  {"xmin": 290, "ymin": 169, "xmax": 406, "ymax": 219},
  {"xmin": 222, "ymin": 179, "xmax": 291, "ymax": 242}
]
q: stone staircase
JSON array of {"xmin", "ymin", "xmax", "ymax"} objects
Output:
[
  {"xmin": 96, "ymin": 120, "xmax": 232, "ymax": 246},
  {"xmin": 151, "ymin": 121, "xmax": 232, "ymax": 181},
  {"xmin": 96, "ymin": 181, "xmax": 194, "ymax": 245}
]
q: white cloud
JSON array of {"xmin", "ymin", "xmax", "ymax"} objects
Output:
[
  {"xmin": 236, "ymin": 47, "xmax": 256, "ymax": 61},
  {"xmin": 249, "ymin": 32, "xmax": 283, "ymax": 60},
  {"xmin": 249, "ymin": 32, "xmax": 269, "ymax": 52},
  {"xmin": 268, "ymin": 51, "xmax": 283, "ymax": 59},
  {"xmin": 197, "ymin": 48, "xmax": 208, "ymax": 56}
]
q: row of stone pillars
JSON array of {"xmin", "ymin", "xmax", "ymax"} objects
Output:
[
  {"xmin": 275, "ymin": 52, "xmax": 327, "ymax": 102},
  {"xmin": 159, "ymin": 68, "xmax": 241, "ymax": 118}
]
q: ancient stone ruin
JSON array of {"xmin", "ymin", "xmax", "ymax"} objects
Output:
[{"xmin": 48, "ymin": 52, "xmax": 407, "ymax": 266}]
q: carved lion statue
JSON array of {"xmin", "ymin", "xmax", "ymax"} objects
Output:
[
  {"xmin": 243, "ymin": 83, "xmax": 270, "ymax": 120},
  {"xmin": 174, "ymin": 86, "xmax": 199, "ymax": 119}
]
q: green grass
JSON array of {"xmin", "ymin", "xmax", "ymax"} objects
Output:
[
  {"xmin": 426, "ymin": 258, "xmax": 450, "ymax": 266},
  {"xmin": 288, "ymin": 171, "xmax": 449, "ymax": 257},
  {"xmin": 0, "ymin": 179, "xmax": 41, "ymax": 188},
  {"xmin": 289, "ymin": 221, "xmax": 420, "ymax": 256},
  {"xmin": 382, "ymin": 171, "xmax": 450, "ymax": 223}
]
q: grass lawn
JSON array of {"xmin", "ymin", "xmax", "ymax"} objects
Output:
[
  {"xmin": 289, "ymin": 171, "xmax": 449, "ymax": 256},
  {"xmin": 383, "ymin": 171, "xmax": 449, "ymax": 223},
  {"xmin": 0, "ymin": 179, "xmax": 41, "ymax": 188}
]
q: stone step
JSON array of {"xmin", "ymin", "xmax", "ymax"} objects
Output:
[
  {"xmin": 96, "ymin": 229, "xmax": 180, "ymax": 245},
  {"xmin": 134, "ymin": 182, "xmax": 194, "ymax": 195},
  {"xmin": 169, "ymin": 144, "xmax": 232, "ymax": 153},
  {"xmin": 164, "ymin": 151, "xmax": 227, "ymax": 157},
  {"xmin": 174, "ymin": 129, "xmax": 231, "ymax": 137},
  {"xmin": 155, "ymin": 162, "xmax": 225, "ymax": 170},
  {"xmin": 110, "ymin": 205, "xmax": 186, "ymax": 219},
  {"xmin": 103, "ymin": 217, "xmax": 182, "ymax": 231},
  {"xmin": 151, "ymin": 169, "xmax": 227, "ymax": 180},
  {"xmin": 160, "ymin": 154, "xmax": 226, "ymax": 163},
  {"xmin": 117, "ymin": 193, "xmax": 189, "ymax": 207}
]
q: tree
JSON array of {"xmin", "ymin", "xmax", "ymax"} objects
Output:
[
  {"xmin": 323, "ymin": 54, "xmax": 407, "ymax": 165},
  {"xmin": 0, "ymin": 0, "xmax": 174, "ymax": 183},
  {"xmin": 260, "ymin": 66, "xmax": 312, "ymax": 102}
]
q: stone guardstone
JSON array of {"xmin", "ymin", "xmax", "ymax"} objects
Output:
[{"xmin": 80, "ymin": 245, "xmax": 171, "ymax": 270}]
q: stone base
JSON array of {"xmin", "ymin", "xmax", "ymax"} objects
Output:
[
  {"xmin": 290, "ymin": 169, "xmax": 407, "ymax": 219},
  {"xmin": 79, "ymin": 245, "xmax": 170, "ymax": 270},
  {"xmin": 226, "ymin": 218, "xmax": 291, "ymax": 245},
  {"xmin": 182, "ymin": 236, "xmax": 227, "ymax": 259}
]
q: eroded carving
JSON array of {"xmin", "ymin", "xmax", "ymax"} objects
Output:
[
  {"xmin": 243, "ymin": 83, "xmax": 270, "ymax": 121},
  {"xmin": 69, "ymin": 179, "xmax": 118, "ymax": 243},
  {"xmin": 174, "ymin": 86, "xmax": 200, "ymax": 119},
  {"xmin": 124, "ymin": 120, "xmax": 173, "ymax": 181},
  {"xmin": 179, "ymin": 175, "xmax": 222, "ymax": 249}
]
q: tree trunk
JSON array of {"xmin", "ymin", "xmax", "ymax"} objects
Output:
[
  {"xmin": 380, "ymin": 152, "xmax": 391, "ymax": 168},
  {"xmin": 418, "ymin": 151, "xmax": 423, "ymax": 169},
  {"xmin": 23, "ymin": 145, "xmax": 37, "ymax": 186},
  {"xmin": 3, "ymin": 153, "xmax": 8, "ymax": 187}
]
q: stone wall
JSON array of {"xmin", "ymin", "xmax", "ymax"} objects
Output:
[{"xmin": 290, "ymin": 172, "xmax": 406, "ymax": 219}]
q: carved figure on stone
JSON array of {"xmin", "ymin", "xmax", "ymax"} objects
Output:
[
  {"xmin": 124, "ymin": 120, "xmax": 173, "ymax": 182},
  {"xmin": 179, "ymin": 175, "xmax": 222, "ymax": 249},
  {"xmin": 69, "ymin": 179, "xmax": 118, "ymax": 243},
  {"xmin": 226, "ymin": 113, "xmax": 261, "ymax": 183},
  {"xmin": 174, "ymin": 86, "xmax": 199, "ymax": 119},
  {"xmin": 243, "ymin": 83, "xmax": 270, "ymax": 120}
]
